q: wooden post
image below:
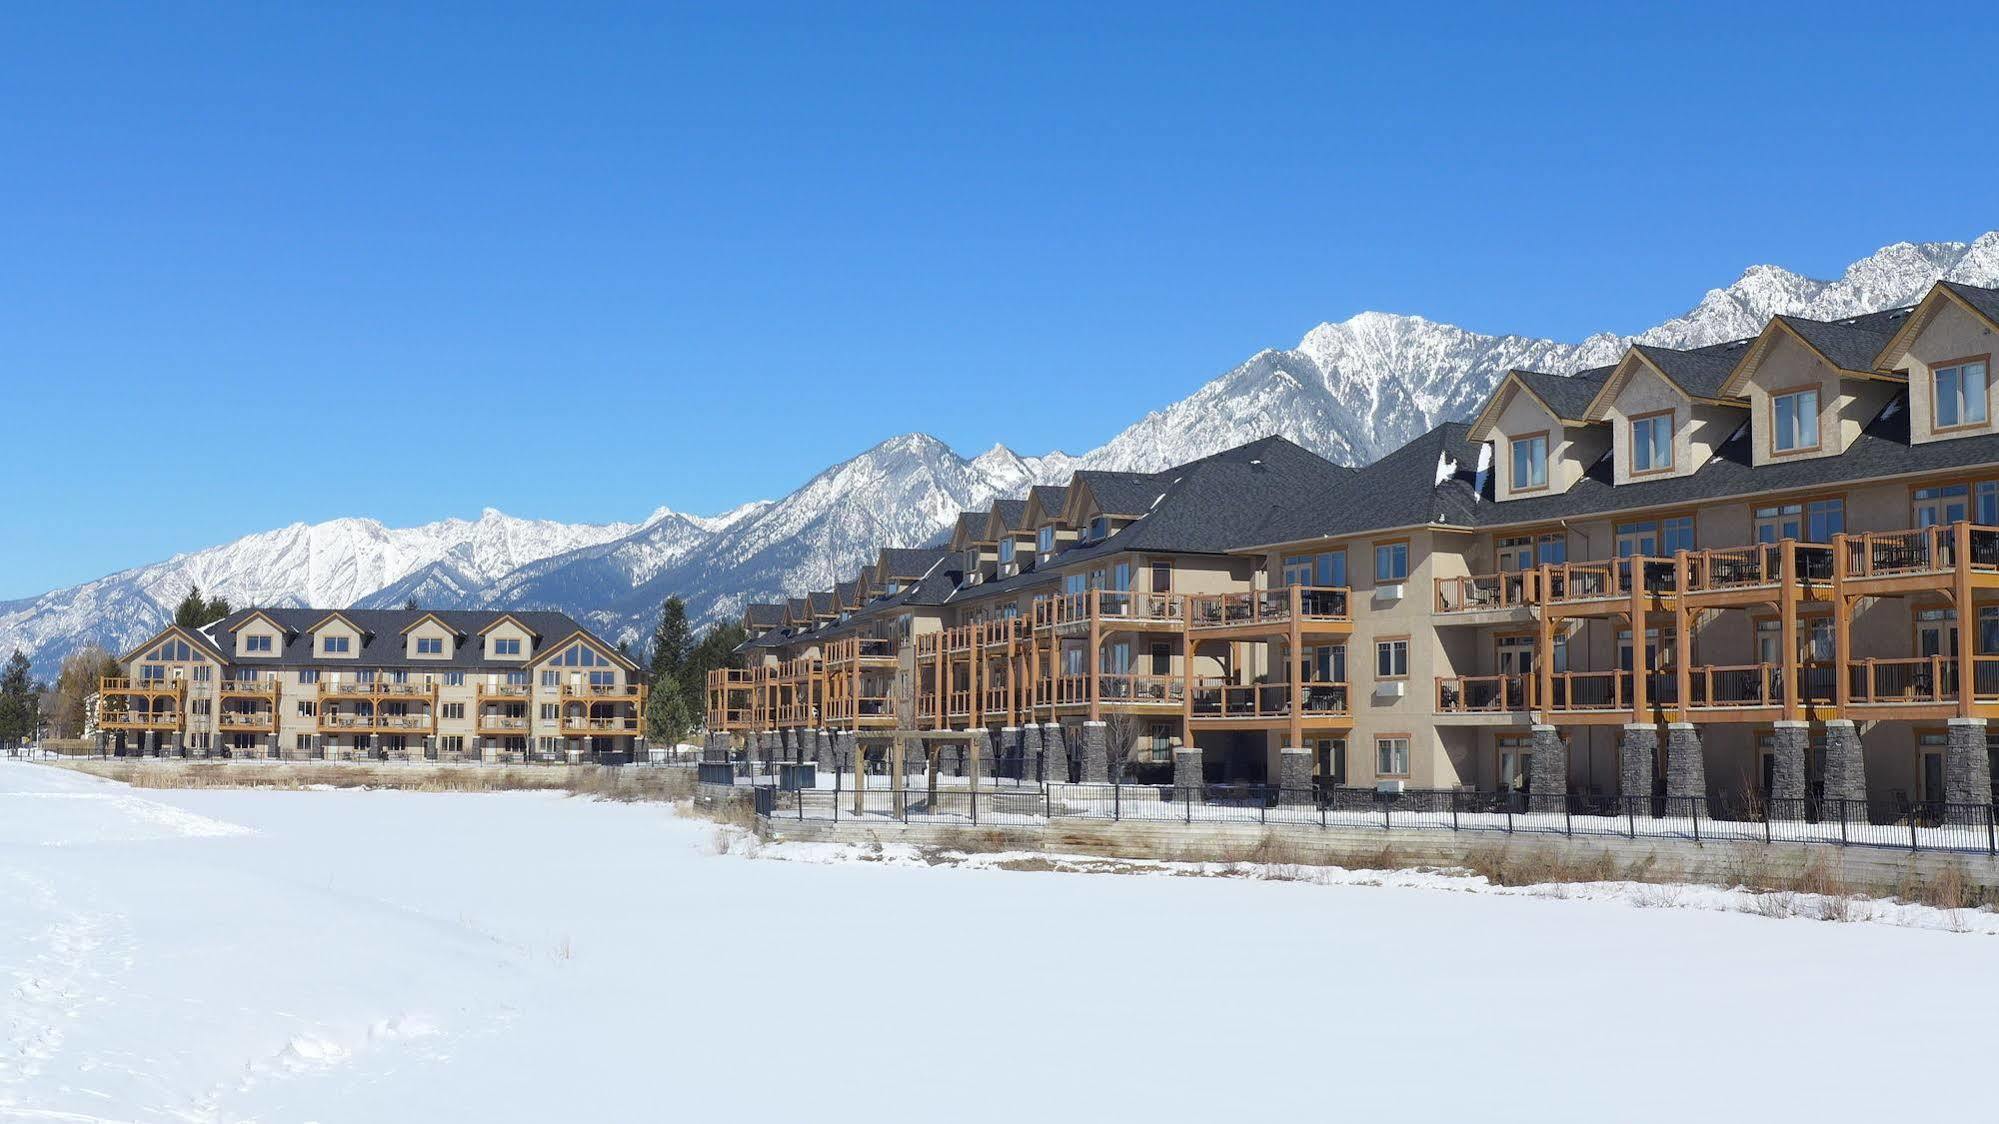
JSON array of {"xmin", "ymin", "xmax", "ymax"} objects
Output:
[
  {"xmin": 970, "ymin": 623, "xmax": 982, "ymax": 728},
  {"xmin": 1628, "ymin": 560, "xmax": 1648, "ymax": 723},
  {"xmin": 1536, "ymin": 564, "xmax": 1555, "ymax": 724},
  {"xmin": 1287, "ymin": 584, "xmax": 1304, "ymax": 750},
  {"xmin": 1956, "ymin": 521, "xmax": 1975, "ymax": 717},
  {"xmin": 1674, "ymin": 551, "xmax": 1692, "ymax": 723},
  {"xmin": 1779, "ymin": 539, "xmax": 1800, "ymax": 721},
  {"xmin": 1088, "ymin": 589, "xmax": 1102, "ymax": 723},
  {"xmin": 1182, "ymin": 594, "xmax": 1195, "ymax": 756},
  {"xmin": 1006, "ymin": 620, "xmax": 1018, "ymax": 727},
  {"xmin": 1832, "ymin": 532, "xmax": 1851, "ymax": 713}
]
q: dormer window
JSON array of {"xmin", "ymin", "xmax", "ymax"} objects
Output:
[
  {"xmin": 1509, "ymin": 434, "xmax": 1548, "ymax": 492},
  {"xmin": 1086, "ymin": 516, "xmax": 1110, "ymax": 541},
  {"xmin": 416, "ymin": 637, "xmax": 444, "ymax": 655},
  {"xmin": 322, "ymin": 636, "xmax": 351, "ymax": 654},
  {"xmin": 245, "ymin": 635, "xmax": 273, "ymax": 654},
  {"xmin": 1934, "ymin": 358, "xmax": 1989, "ymax": 430},
  {"xmin": 1037, "ymin": 526, "xmax": 1055, "ymax": 555},
  {"xmin": 494, "ymin": 638, "xmax": 521, "ymax": 656},
  {"xmin": 1772, "ymin": 388, "xmax": 1820, "ymax": 453},
  {"xmin": 1630, "ymin": 411, "xmax": 1673, "ymax": 475}
]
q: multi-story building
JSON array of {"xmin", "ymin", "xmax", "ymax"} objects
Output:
[
  {"xmin": 711, "ymin": 280, "xmax": 1999, "ymax": 813},
  {"xmin": 98, "ymin": 609, "xmax": 646, "ymax": 762}
]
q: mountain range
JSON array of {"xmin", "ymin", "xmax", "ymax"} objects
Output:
[{"xmin": 8, "ymin": 232, "xmax": 1999, "ymax": 674}]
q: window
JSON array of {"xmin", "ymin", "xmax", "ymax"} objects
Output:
[
  {"xmin": 1086, "ymin": 516, "xmax": 1111, "ymax": 541},
  {"xmin": 556, "ymin": 643, "xmax": 608, "ymax": 666},
  {"xmin": 505, "ymin": 671, "xmax": 529, "ymax": 686},
  {"xmin": 322, "ymin": 635, "xmax": 351, "ymax": 654},
  {"xmin": 1661, "ymin": 516, "xmax": 1695, "ymax": 556},
  {"xmin": 441, "ymin": 702, "xmax": 465, "ymax": 720},
  {"xmin": 1063, "ymin": 572, "xmax": 1088, "ymax": 596},
  {"xmin": 1284, "ymin": 550, "xmax": 1346, "ymax": 588},
  {"xmin": 1150, "ymin": 641, "xmax": 1170, "ymax": 676},
  {"xmin": 1615, "ymin": 521, "xmax": 1657, "ymax": 558},
  {"xmin": 1772, "ymin": 387, "xmax": 1820, "ymax": 452},
  {"xmin": 416, "ymin": 636, "xmax": 444, "ymax": 655},
  {"xmin": 147, "ymin": 639, "xmax": 195, "ymax": 662},
  {"xmin": 1934, "ymin": 359, "xmax": 1989, "ymax": 429},
  {"xmin": 439, "ymin": 736, "xmax": 463, "ymax": 753},
  {"xmin": 296, "ymin": 669, "xmax": 318, "ymax": 685},
  {"xmin": 589, "ymin": 670, "xmax": 616, "ymax": 688},
  {"xmin": 541, "ymin": 670, "xmax": 560, "ymax": 688},
  {"xmin": 1914, "ymin": 484, "xmax": 1969, "ymax": 528},
  {"xmin": 139, "ymin": 664, "xmax": 165, "ymax": 682},
  {"xmin": 245, "ymin": 634, "xmax": 273, "ymax": 654},
  {"xmin": 1305, "ymin": 644, "xmax": 1346, "ymax": 683},
  {"xmin": 1037, "ymin": 526, "xmax": 1056, "ymax": 555},
  {"xmin": 1375, "ymin": 736, "xmax": 1410, "ymax": 778},
  {"xmin": 1374, "ymin": 541, "xmax": 1409, "ymax": 584},
  {"xmin": 1510, "ymin": 434, "xmax": 1548, "ymax": 492},
  {"xmin": 998, "ymin": 539, "xmax": 1016, "ymax": 567},
  {"xmin": 540, "ymin": 704, "xmax": 558, "ymax": 720},
  {"xmin": 1375, "ymin": 638, "xmax": 1409, "ymax": 679},
  {"xmin": 444, "ymin": 672, "xmax": 464, "ymax": 686},
  {"xmin": 1109, "ymin": 562, "xmax": 1131, "ymax": 591},
  {"xmin": 493, "ymin": 638, "xmax": 522, "ymax": 657},
  {"xmin": 1150, "ymin": 561, "xmax": 1172, "ymax": 593},
  {"xmin": 193, "ymin": 665, "xmax": 212, "ymax": 682},
  {"xmin": 296, "ymin": 700, "xmax": 316, "ymax": 717},
  {"xmin": 1630, "ymin": 412, "xmax": 1673, "ymax": 474}
]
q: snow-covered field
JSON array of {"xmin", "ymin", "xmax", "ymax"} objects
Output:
[{"xmin": 2, "ymin": 760, "xmax": 1993, "ymax": 1123}]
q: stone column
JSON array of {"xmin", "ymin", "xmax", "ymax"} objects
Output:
[
  {"xmin": 1945, "ymin": 718, "xmax": 1993, "ymax": 809},
  {"xmin": 1172, "ymin": 747, "xmax": 1205, "ymax": 805},
  {"xmin": 1020, "ymin": 723, "xmax": 1040, "ymax": 781},
  {"xmin": 998, "ymin": 727, "xmax": 1020, "ymax": 782},
  {"xmin": 1080, "ymin": 721, "xmax": 1109, "ymax": 784},
  {"xmin": 1044, "ymin": 724, "xmax": 1068, "ymax": 785},
  {"xmin": 812, "ymin": 729, "xmax": 830, "ymax": 772},
  {"xmin": 1278, "ymin": 746, "xmax": 1312, "ymax": 804},
  {"xmin": 1665, "ymin": 722, "xmax": 1706, "ymax": 811},
  {"xmin": 1528, "ymin": 724, "xmax": 1566, "ymax": 812},
  {"xmin": 970, "ymin": 727, "xmax": 992, "ymax": 784},
  {"xmin": 266, "ymin": 732, "xmax": 279, "ymax": 759},
  {"xmin": 835, "ymin": 730, "xmax": 856, "ymax": 777},
  {"xmin": 1767, "ymin": 720, "xmax": 1809, "ymax": 820},
  {"xmin": 1618, "ymin": 724, "xmax": 1657, "ymax": 806},
  {"xmin": 369, "ymin": 733, "xmax": 381, "ymax": 759},
  {"xmin": 1821, "ymin": 720, "xmax": 1867, "ymax": 820}
]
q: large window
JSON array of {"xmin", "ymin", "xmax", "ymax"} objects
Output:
[
  {"xmin": 321, "ymin": 636, "xmax": 351, "ymax": 654},
  {"xmin": 1375, "ymin": 736, "xmax": 1410, "ymax": 778},
  {"xmin": 1661, "ymin": 516, "xmax": 1695, "ymax": 555},
  {"xmin": 1283, "ymin": 550, "xmax": 1346, "ymax": 588},
  {"xmin": 493, "ymin": 638, "xmax": 522, "ymax": 657},
  {"xmin": 1754, "ymin": 499, "xmax": 1844, "ymax": 543},
  {"xmin": 245, "ymin": 634, "xmax": 273, "ymax": 653},
  {"xmin": 1375, "ymin": 638, "xmax": 1409, "ymax": 679},
  {"xmin": 1630, "ymin": 411, "xmax": 1673, "ymax": 474},
  {"xmin": 1934, "ymin": 358, "xmax": 1989, "ymax": 429},
  {"xmin": 1374, "ymin": 541, "xmax": 1409, "ymax": 583},
  {"xmin": 416, "ymin": 637, "xmax": 444, "ymax": 655},
  {"xmin": 1772, "ymin": 387, "xmax": 1821, "ymax": 452},
  {"xmin": 1036, "ymin": 526, "xmax": 1056, "ymax": 555},
  {"xmin": 1914, "ymin": 484, "xmax": 1970, "ymax": 528},
  {"xmin": 1510, "ymin": 433, "xmax": 1548, "ymax": 492}
]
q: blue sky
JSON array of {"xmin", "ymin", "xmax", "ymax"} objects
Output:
[{"xmin": 4, "ymin": 2, "xmax": 1994, "ymax": 597}]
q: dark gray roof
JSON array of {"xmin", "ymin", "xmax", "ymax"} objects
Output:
[
  {"xmin": 951, "ymin": 511, "xmax": 987, "ymax": 542},
  {"xmin": 197, "ymin": 607, "xmax": 614, "ymax": 670},
  {"xmin": 1515, "ymin": 366, "xmax": 1612, "ymax": 421},
  {"xmin": 1943, "ymin": 281, "xmax": 1999, "ymax": 327},
  {"xmin": 988, "ymin": 498, "xmax": 1028, "ymax": 532},
  {"xmin": 807, "ymin": 591, "xmax": 835, "ymax": 616},
  {"xmin": 879, "ymin": 547, "xmax": 949, "ymax": 577},
  {"xmin": 1026, "ymin": 485, "xmax": 1067, "ymax": 523},
  {"xmin": 1776, "ymin": 314, "xmax": 1899, "ymax": 373},
  {"xmin": 1246, "ymin": 423, "xmax": 1482, "ymax": 546},
  {"xmin": 1631, "ymin": 341, "xmax": 1749, "ymax": 400},
  {"xmin": 1073, "ymin": 470, "xmax": 1171, "ymax": 517},
  {"xmin": 743, "ymin": 603, "xmax": 784, "ymax": 629},
  {"xmin": 833, "ymin": 581, "xmax": 859, "ymax": 607}
]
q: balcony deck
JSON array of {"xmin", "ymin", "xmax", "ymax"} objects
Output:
[{"xmin": 1186, "ymin": 586, "xmax": 1350, "ymax": 638}]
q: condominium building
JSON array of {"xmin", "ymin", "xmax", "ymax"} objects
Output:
[
  {"xmin": 98, "ymin": 609, "xmax": 646, "ymax": 762},
  {"xmin": 709, "ymin": 279, "xmax": 1999, "ymax": 813}
]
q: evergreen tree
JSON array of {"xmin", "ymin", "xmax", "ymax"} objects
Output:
[
  {"xmin": 648, "ymin": 597, "xmax": 691, "ymax": 685},
  {"xmin": 644, "ymin": 669, "xmax": 696, "ymax": 745},
  {"xmin": 403, "ymin": 597, "xmax": 421, "ymax": 611},
  {"xmin": 0, "ymin": 649, "xmax": 39, "ymax": 745},
  {"xmin": 172, "ymin": 584, "xmax": 232, "ymax": 628}
]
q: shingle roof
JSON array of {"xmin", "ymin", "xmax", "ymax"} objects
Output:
[
  {"xmin": 1244, "ymin": 423, "xmax": 1481, "ymax": 546},
  {"xmin": 808, "ymin": 591, "xmax": 835, "ymax": 616},
  {"xmin": 743, "ymin": 603, "xmax": 784, "ymax": 629},
  {"xmin": 1026, "ymin": 485, "xmax": 1067, "ymax": 523},
  {"xmin": 1073, "ymin": 470, "xmax": 1172, "ymax": 517},
  {"xmin": 1516, "ymin": 366, "xmax": 1613, "ymax": 421},
  {"xmin": 197, "ymin": 607, "xmax": 611, "ymax": 671},
  {"xmin": 879, "ymin": 546, "xmax": 950, "ymax": 578},
  {"xmin": 987, "ymin": 498, "xmax": 1028, "ymax": 532},
  {"xmin": 1776, "ymin": 314, "xmax": 1899, "ymax": 373},
  {"xmin": 1631, "ymin": 341, "xmax": 1749, "ymax": 400},
  {"xmin": 1943, "ymin": 281, "xmax": 1999, "ymax": 327}
]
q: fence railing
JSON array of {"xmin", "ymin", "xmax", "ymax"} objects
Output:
[
  {"xmin": 1434, "ymin": 571, "xmax": 1537, "ymax": 614},
  {"xmin": 748, "ymin": 781, "xmax": 1999, "ymax": 855}
]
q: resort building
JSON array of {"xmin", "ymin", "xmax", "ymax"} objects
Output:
[
  {"xmin": 98, "ymin": 609, "xmax": 646, "ymax": 762},
  {"xmin": 709, "ymin": 280, "xmax": 1999, "ymax": 814}
]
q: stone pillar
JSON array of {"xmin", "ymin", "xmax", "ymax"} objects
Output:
[
  {"xmin": 1945, "ymin": 718, "xmax": 1993, "ymax": 809},
  {"xmin": 1044, "ymin": 724, "xmax": 1068, "ymax": 785},
  {"xmin": 1172, "ymin": 747, "xmax": 1204, "ymax": 805},
  {"xmin": 1665, "ymin": 722, "xmax": 1706, "ymax": 810},
  {"xmin": 835, "ymin": 730, "xmax": 856, "ymax": 777},
  {"xmin": 1618, "ymin": 724, "xmax": 1657, "ymax": 805},
  {"xmin": 813, "ymin": 729, "xmax": 831, "ymax": 773},
  {"xmin": 1021, "ymin": 724, "xmax": 1040, "ymax": 781},
  {"xmin": 999, "ymin": 727, "xmax": 1020, "ymax": 782},
  {"xmin": 1528, "ymin": 724, "xmax": 1566, "ymax": 811},
  {"xmin": 1767, "ymin": 720, "xmax": 1809, "ymax": 820},
  {"xmin": 1822, "ymin": 720, "xmax": 1866, "ymax": 818},
  {"xmin": 1278, "ymin": 746, "xmax": 1312, "ymax": 804},
  {"xmin": 971, "ymin": 727, "xmax": 991, "ymax": 783},
  {"xmin": 1080, "ymin": 721, "xmax": 1109, "ymax": 784},
  {"xmin": 266, "ymin": 732, "xmax": 279, "ymax": 759}
]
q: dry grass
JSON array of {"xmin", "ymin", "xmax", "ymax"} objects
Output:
[{"xmin": 44, "ymin": 759, "xmax": 695, "ymax": 802}]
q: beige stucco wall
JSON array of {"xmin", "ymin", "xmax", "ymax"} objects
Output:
[
  {"xmin": 1903, "ymin": 302, "xmax": 1998, "ymax": 445},
  {"xmin": 1489, "ymin": 392, "xmax": 1607, "ymax": 502}
]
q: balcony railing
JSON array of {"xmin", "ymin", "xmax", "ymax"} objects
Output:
[
  {"xmin": 1837, "ymin": 525, "xmax": 1995, "ymax": 580},
  {"xmin": 561, "ymin": 716, "xmax": 640, "ymax": 734},
  {"xmin": 101, "ymin": 677, "xmax": 183, "ymax": 694},
  {"xmin": 1434, "ymin": 572, "xmax": 1538, "ymax": 614},
  {"xmin": 217, "ymin": 711, "xmax": 276, "ymax": 729},
  {"xmin": 825, "ymin": 636, "xmax": 898, "ymax": 666},
  {"xmin": 217, "ymin": 679, "xmax": 279, "ymax": 698},
  {"xmin": 1187, "ymin": 586, "xmax": 1350, "ymax": 631},
  {"xmin": 1094, "ymin": 674, "xmax": 1186, "ymax": 706},
  {"xmin": 101, "ymin": 710, "xmax": 182, "ymax": 729},
  {"xmin": 476, "ymin": 715, "xmax": 531, "ymax": 732},
  {"xmin": 560, "ymin": 683, "xmax": 640, "ymax": 700},
  {"xmin": 1544, "ymin": 670, "xmax": 1634, "ymax": 712},
  {"xmin": 1435, "ymin": 674, "xmax": 1534, "ymax": 713},
  {"xmin": 475, "ymin": 683, "xmax": 534, "ymax": 699},
  {"xmin": 1684, "ymin": 542, "xmax": 1835, "ymax": 592},
  {"xmin": 1848, "ymin": 657, "xmax": 1957, "ymax": 707},
  {"xmin": 823, "ymin": 696, "xmax": 894, "ymax": 723},
  {"xmin": 1189, "ymin": 679, "xmax": 1348, "ymax": 719}
]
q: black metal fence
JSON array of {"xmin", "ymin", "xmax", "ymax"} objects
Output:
[{"xmin": 751, "ymin": 781, "xmax": 1999, "ymax": 856}]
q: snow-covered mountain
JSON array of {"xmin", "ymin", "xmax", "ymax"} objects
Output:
[
  {"xmin": 8, "ymin": 233, "xmax": 1999, "ymax": 673},
  {"xmin": 0, "ymin": 510, "xmax": 642, "ymax": 672},
  {"xmin": 1081, "ymin": 233, "xmax": 1999, "ymax": 471}
]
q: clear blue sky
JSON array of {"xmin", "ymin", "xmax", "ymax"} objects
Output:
[{"xmin": 4, "ymin": 2, "xmax": 1993, "ymax": 597}]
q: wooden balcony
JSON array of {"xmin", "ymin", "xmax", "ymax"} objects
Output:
[
  {"xmin": 559, "ymin": 715, "xmax": 641, "ymax": 736},
  {"xmin": 474, "ymin": 682, "xmax": 534, "ymax": 703},
  {"xmin": 1838, "ymin": 523, "xmax": 1999, "ymax": 593},
  {"xmin": 1186, "ymin": 586, "xmax": 1350, "ymax": 636},
  {"xmin": 1034, "ymin": 589, "xmax": 1192, "ymax": 633},
  {"xmin": 100, "ymin": 708, "xmax": 183, "ymax": 731},
  {"xmin": 822, "ymin": 696, "xmax": 894, "ymax": 726},
  {"xmin": 824, "ymin": 636, "xmax": 898, "ymax": 667},
  {"xmin": 1435, "ymin": 674, "xmax": 1534, "ymax": 715},
  {"xmin": 216, "ymin": 710, "xmax": 277, "ymax": 732},
  {"xmin": 1189, "ymin": 679, "xmax": 1349, "ymax": 726},
  {"xmin": 475, "ymin": 713, "xmax": 530, "ymax": 734},
  {"xmin": 560, "ymin": 682, "xmax": 641, "ymax": 702},
  {"xmin": 100, "ymin": 677, "xmax": 184, "ymax": 698},
  {"xmin": 218, "ymin": 678, "xmax": 280, "ymax": 700},
  {"xmin": 1434, "ymin": 572, "xmax": 1538, "ymax": 616},
  {"xmin": 1540, "ymin": 559, "xmax": 1679, "ymax": 617},
  {"xmin": 1682, "ymin": 542, "xmax": 1834, "ymax": 604}
]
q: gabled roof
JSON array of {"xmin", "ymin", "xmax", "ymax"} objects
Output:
[
  {"xmin": 1467, "ymin": 366, "xmax": 1611, "ymax": 439},
  {"xmin": 878, "ymin": 547, "xmax": 949, "ymax": 580},
  {"xmin": 1875, "ymin": 281, "xmax": 1999, "ymax": 370},
  {"xmin": 984, "ymin": 499, "xmax": 1028, "ymax": 539},
  {"xmin": 1025, "ymin": 485, "xmax": 1067, "ymax": 525},
  {"xmin": 947, "ymin": 511, "xmax": 989, "ymax": 548},
  {"xmin": 120, "ymin": 622, "xmax": 230, "ymax": 665},
  {"xmin": 808, "ymin": 591, "xmax": 836, "ymax": 617},
  {"xmin": 397, "ymin": 611, "xmax": 462, "ymax": 637},
  {"xmin": 306, "ymin": 610, "xmax": 368, "ymax": 636},
  {"xmin": 1240, "ymin": 424, "xmax": 1480, "ymax": 548},
  {"xmin": 526, "ymin": 628, "xmax": 638, "ymax": 672},
  {"xmin": 226, "ymin": 609, "xmax": 289, "ymax": 636},
  {"xmin": 1586, "ymin": 342, "xmax": 1750, "ymax": 419},
  {"xmin": 1068, "ymin": 470, "xmax": 1171, "ymax": 519},
  {"xmin": 1717, "ymin": 312, "xmax": 1906, "ymax": 398},
  {"xmin": 834, "ymin": 581, "xmax": 861, "ymax": 610},
  {"xmin": 201, "ymin": 608, "xmax": 589, "ymax": 670},
  {"xmin": 742, "ymin": 603, "xmax": 784, "ymax": 630}
]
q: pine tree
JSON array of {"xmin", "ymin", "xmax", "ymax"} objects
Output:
[
  {"xmin": 0, "ymin": 649, "xmax": 39, "ymax": 745},
  {"xmin": 648, "ymin": 597, "xmax": 691, "ymax": 685},
  {"xmin": 644, "ymin": 669, "xmax": 695, "ymax": 745},
  {"xmin": 403, "ymin": 597, "xmax": 421, "ymax": 611},
  {"xmin": 172, "ymin": 584, "xmax": 232, "ymax": 628}
]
